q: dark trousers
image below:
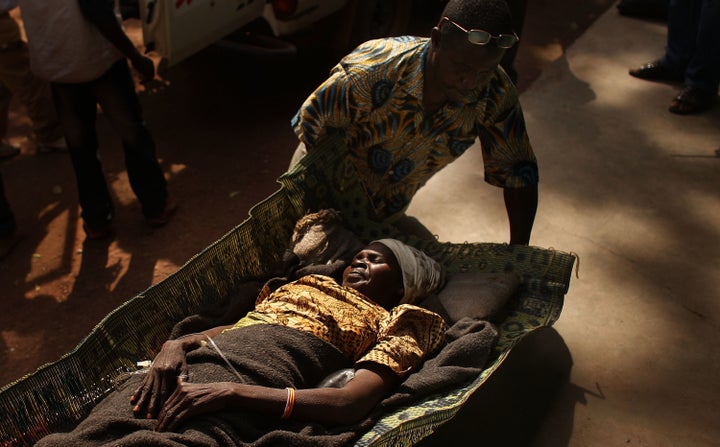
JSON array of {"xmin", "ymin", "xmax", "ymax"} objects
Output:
[
  {"xmin": 664, "ymin": 0, "xmax": 720, "ymax": 93},
  {"xmin": 50, "ymin": 59, "xmax": 167, "ymax": 228},
  {"xmin": 0, "ymin": 170, "xmax": 14, "ymax": 237}
]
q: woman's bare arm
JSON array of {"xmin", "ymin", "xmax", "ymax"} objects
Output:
[
  {"xmin": 155, "ymin": 363, "xmax": 398, "ymax": 431},
  {"xmin": 131, "ymin": 325, "xmax": 233, "ymax": 418}
]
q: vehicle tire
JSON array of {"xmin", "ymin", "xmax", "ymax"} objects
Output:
[{"xmin": 348, "ymin": 0, "xmax": 413, "ymax": 48}]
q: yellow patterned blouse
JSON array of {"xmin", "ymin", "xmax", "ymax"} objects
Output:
[
  {"xmin": 227, "ymin": 274, "xmax": 447, "ymax": 377},
  {"xmin": 292, "ymin": 36, "xmax": 538, "ymax": 219}
]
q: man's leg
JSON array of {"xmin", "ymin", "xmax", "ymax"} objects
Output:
[
  {"xmin": 665, "ymin": 0, "xmax": 719, "ymax": 113},
  {"xmin": 0, "ymin": 82, "xmax": 9, "ymax": 140},
  {"xmin": 684, "ymin": 0, "xmax": 720, "ymax": 94},
  {"xmin": 0, "ymin": 13, "xmax": 21, "ymax": 159},
  {"xmin": 663, "ymin": 0, "xmax": 700, "ymax": 71},
  {"xmin": 51, "ymin": 81, "xmax": 114, "ymax": 234},
  {"xmin": 92, "ymin": 60, "xmax": 171, "ymax": 223},
  {"xmin": 0, "ymin": 13, "xmax": 64, "ymax": 150},
  {"xmin": 0, "ymin": 12, "xmax": 17, "ymax": 145},
  {"xmin": 0, "ymin": 83, "xmax": 20, "ymax": 159},
  {"xmin": 0, "ymin": 170, "xmax": 21, "ymax": 259},
  {"xmin": 0, "ymin": 170, "xmax": 15, "ymax": 235}
]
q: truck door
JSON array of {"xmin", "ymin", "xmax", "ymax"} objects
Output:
[{"xmin": 139, "ymin": 0, "xmax": 265, "ymax": 66}]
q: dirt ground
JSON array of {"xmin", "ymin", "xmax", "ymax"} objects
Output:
[{"xmin": 0, "ymin": 1, "xmax": 616, "ymax": 389}]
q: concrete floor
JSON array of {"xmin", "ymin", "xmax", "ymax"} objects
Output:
[{"xmin": 411, "ymin": 6, "xmax": 720, "ymax": 447}]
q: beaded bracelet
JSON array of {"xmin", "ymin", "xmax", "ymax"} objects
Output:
[{"xmin": 281, "ymin": 387, "xmax": 296, "ymax": 419}]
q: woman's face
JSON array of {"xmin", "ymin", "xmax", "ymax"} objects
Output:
[{"xmin": 342, "ymin": 243, "xmax": 404, "ymax": 309}]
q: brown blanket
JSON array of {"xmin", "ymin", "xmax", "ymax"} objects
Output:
[{"xmin": 36, "ymin": 317, "xmax": 496, "ymax": 447}]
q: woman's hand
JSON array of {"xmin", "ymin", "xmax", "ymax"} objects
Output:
[
  {"xmin": 130, "ymin": 339, "xmax": 189, "ymax": 419},
  {"xmin": 153, "ymin": 363, "xmax": 398, "ymax": 431},
  {"xmin": 156, "ymin": 380, "xmax": 236, "ymax": 432}
]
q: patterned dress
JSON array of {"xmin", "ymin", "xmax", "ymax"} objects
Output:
[
  {"xmin": 292, "ymin": 36, "xmax": 539, "ymax": 219},
  {"xmin": 227, "ymin": 274, "xmax": 447, "ymax": 376}
]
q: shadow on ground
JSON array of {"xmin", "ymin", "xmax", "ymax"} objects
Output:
[{"xmin": 417, "ymin": 328, "xmax": 578, "ymax": 446}]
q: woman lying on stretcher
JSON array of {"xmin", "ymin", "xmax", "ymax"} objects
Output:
[{"xmin": 36, "ymin": 239, "xmax": 446, "ymax": 445}]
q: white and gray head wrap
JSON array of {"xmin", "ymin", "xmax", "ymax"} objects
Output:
[{"xmin": 373, "ymin": 239, "xmax": 442, "ymax": 305}]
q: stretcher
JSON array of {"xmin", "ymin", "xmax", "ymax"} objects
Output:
[{"xmin": 0, "ymin": 133, "xmax": 576, "ymax": 446}]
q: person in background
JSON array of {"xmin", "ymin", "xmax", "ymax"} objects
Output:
[
  {"xmin": 16, "ymin": 0, "xmax": 175, "ymax": 239},
  {"xmin": 290, "ymin": 0, "xmax": 538, "ymax": 246},
  {"xmin": 0, "ymin": 1, "xmax": 66, "ymax": 159},
  {"xmin": 629, "ymin": 0, "xmax": 719, "ymax": 114}
]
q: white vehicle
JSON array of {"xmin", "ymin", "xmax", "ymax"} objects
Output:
[{"xmin": 137, "ymin": 0, "xmax": 430, "ymax": 67}]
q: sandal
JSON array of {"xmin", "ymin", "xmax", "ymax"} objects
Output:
[{"xmin": 669, "ymin": 85, "xmax": 718, "ymax": 114}]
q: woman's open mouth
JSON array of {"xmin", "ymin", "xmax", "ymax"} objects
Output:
[{"xmin": 346, "ymin": 269, "xmax": 366, "ymax": 279}]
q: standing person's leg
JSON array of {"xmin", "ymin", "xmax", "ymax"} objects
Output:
[
  {"xmin": 683, "ymin": 0, "xmax": 720, "ymax": 94},
  {"xmin": 0, "ymin": 13, "xmax": 64, "ymax": 152},
  {"xmin": 663, "ymin": 0, "xmax": 699, "ymax": 72},
  {"xmin": 0, "ymin": 169, "xmax": 21, "ymax": 259},
  {"xmin": 92, "ymin": 60, "xmax": 172, "ymax": 225},
  {"xmin": 0, "ymin": 170, "xmax": 15, "ymax": 235},
  {"xmin": 0, "ymin": 82, "xmax": 8, "ymax": 138},
  {"xmin": 51, "ymin": 81, "xmax": 115, "ymax": 237},
  {"xmin": 13, "ymin": 59, "xmax": 66, "ymax": 152},
  {"xmin": 628, "ymin": 0, "xmax": 687, "ymax": 81},
  {"xmin": 0, "ymin": 12, "xmax": 16, "ymax": 145},
  {"xmin": 0, "ymin": 82, "xmax": 19, "ymax": 159},
  {"xmin": 2, "ymin": 41, "xmax": 65, "ymax": 150},
  {"xmin": 0, "ymin": 12, "xmax": 21, "ymax": 159},
  {"xmin": 667, "ymin": 0, "xmax": 719, "ymax": 113}
]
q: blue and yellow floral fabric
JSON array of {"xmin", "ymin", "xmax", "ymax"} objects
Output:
[{"xmin": 292, "ymin": 36, "xmax": 538, "ymax": 219}]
